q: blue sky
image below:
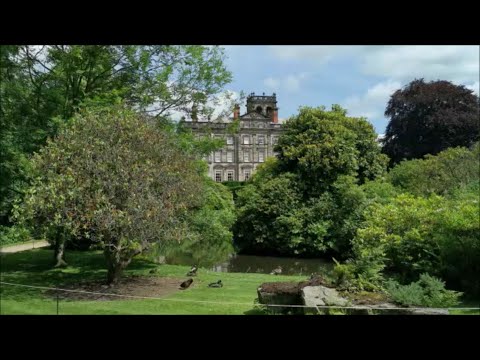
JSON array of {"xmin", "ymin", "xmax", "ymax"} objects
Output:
[{"xmin": 220, "ymin": 46, "xmax": 479, "ymax": 134}]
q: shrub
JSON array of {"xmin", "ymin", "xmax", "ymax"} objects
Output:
[
  {"xmin": 0, "ymin": 225, "xmax": 31, "ymax": 246},
  {"xmin": 386, "ymin": 273, "xmax": 462, "ymax": 308}
]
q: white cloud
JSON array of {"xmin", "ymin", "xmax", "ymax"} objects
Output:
[
  {"xmin": 344, "ymin": 80, "xmax": 402, "ymax": 120},
  {"xmin": 263, "ymin": 73, "xmax": 309, "ymax": 93},
  {"xmin": 267, "ymin": 45, "xmax": 362, "ymax": 64},
  {"xmin": 360, "ymin": 46, "xmax": 479, "ymax": 84},
  {"xmin": 267, "ymin": 45, "xmax": 479, "ymax": 86}
]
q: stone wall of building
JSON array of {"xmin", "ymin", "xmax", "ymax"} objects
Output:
[{"xmin": 184, "ymin": 92, "xmax": 284, "ymax": 182}]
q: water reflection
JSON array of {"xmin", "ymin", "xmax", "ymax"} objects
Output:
[
  {"xmin": 163, "ymin": 251, "xmax": 333, "ymax": 276},
  {"xmin": 209, "ymin": 254, "xmax": 333, "ymax": 276}
]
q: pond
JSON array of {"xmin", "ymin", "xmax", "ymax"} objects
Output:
[
  {"xmin": 162, "ymin": 252, "xmax": 334, "ymax": 276},
  {"xmin": 210, "ymin": 254, "xmax": 334, "ymax": 276}
]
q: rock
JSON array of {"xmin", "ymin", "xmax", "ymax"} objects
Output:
[
  {"xmin": 257, "ymin": 280, "xmax": 450, "ymax": 315},
  {"xmin": 302, "ymin": 285, "xmax": 350, "ymax": 308},
  {"xmin": 257, "ymin": 282, "xmax": 303, "ymax": 314}
]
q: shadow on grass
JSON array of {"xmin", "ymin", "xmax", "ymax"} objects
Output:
[{"xmin": 0, "ymin": 248, "xmax": 159, "ymax": 300}]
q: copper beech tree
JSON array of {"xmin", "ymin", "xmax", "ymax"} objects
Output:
[{"xmin": 15, "ymin": 106, "xmax": 204, "ymax": 284}]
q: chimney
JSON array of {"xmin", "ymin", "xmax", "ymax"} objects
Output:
[
  {"xmin": 272, "ymin": 107, "xmax": 278, "ymax": 123},
  {"xmin": 233, "ymin": 104, "xmax": 240, "ymax": 119}
]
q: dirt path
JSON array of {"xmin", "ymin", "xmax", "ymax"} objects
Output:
[{"xmin": 0, "ymin": 240, "xmax": 49, "ymax": 253}]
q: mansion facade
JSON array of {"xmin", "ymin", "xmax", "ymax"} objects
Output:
[{"xmin": 183, "ymin": 92, "xmax": 284, "ymax": 182}]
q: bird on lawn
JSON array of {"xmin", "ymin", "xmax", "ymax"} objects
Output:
[
  {"xmin": 180, "ymin": 278, "xmax": 193, "ymax": 290},
  {"xmin": 186, "ymin": 265, "xmax": 198, "ymax": 276},
  {"xmin": 208, "ymin": 280, "xmax": 223, "ymax": 288},
  {"xmin": 270, "ymin": 266, "xmax": 282, "ymax": 275}
]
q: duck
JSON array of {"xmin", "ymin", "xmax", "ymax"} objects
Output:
[
  {"xmin": 208, "ymin": 280, "xmax": 223, "ymax": 288},
  {"xmin": 179, "ymin": 278, "xmax": 193, "ymax": 290},
  {"xmin": 270, "ymin": 266, "xmax": 282, "ymax": 275},
  {"xmin": 186, "ymin": 265, "xmax": 198, "ymax": 276}
]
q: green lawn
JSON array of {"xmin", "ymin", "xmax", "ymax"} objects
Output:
[
  {"xmin": 1, "ymin": 249, "xmax": 478, "ymax": 315},
  {"xmin": 0, "ymin": 249, "xmax": 306, "ymax": 315}
]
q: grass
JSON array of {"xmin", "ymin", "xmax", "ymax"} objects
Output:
[
  {"xmin": 0, "ymin": 249, "xmax": 306, "ymax": 315},
  {"xmin": 1, "ymin": 249, "xmax": 478, "ymax": 315}
]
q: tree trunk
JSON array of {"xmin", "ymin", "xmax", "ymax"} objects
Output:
[
  {"xmin": 53, "ymin": 235, "xmax": 67, "ymax": 268},
  {"xmin": 104, "ymin": 248, "xmax": 132, "ymax": 285}
]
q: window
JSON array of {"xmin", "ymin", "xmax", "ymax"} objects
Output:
[
  {"xmin": 258, "ymin": 135, "xmax": 265, "ymax": 145},
  {"xmin": 215, "ymin": 170, "xmax": 222, "ymax": 182},
  {"xmin": 227, "ymin": 170, "xmax": 234, "ymax": 181},
  {"xmin": 243, "ymin": 151, "xmax": 250, "ymax": 162},
  {"xmin": 258, "ymin": 150, "xmax": 264, "ymax": 163},
  {"xmin": 227, "ymin": 151, "xmax": 233, "ymax": 163},
  {"xmin": 227, "ymin": 136, "xmax": 234, "ymax": 145},
  {"xmin": 272, "ymin": 136, "xmax": 278, "ymax": 145},
  {"xmin": 244, "ymin": 169, "xmax": 251, "ymax": 181},
  {"xmin": 214, "ymin": 151, "xmax": 221, "ymax": 162},
  {"xmin": 243, "ymin": 135, "xmax": 250, "ymax": 144}
]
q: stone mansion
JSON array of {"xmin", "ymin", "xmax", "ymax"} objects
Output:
[{"xmin": 183, "ymin": 92, "xmax": 284, "ymax": 182}]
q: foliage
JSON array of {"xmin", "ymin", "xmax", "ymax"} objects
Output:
[
  {"xmin": 382, "ymin": 78, "xmax": 479, "ymax": 165},
  {"xmin": 235, "ymin": 174, "xmax": 369, "ymax": 257},
  {"xmin": 348, "ymin": 189, "xmax": 480, "ymax": 297},
  {"xmin": 360, "ymin": 179, "xmax": 400, "ymax": 205},
  {"xmin": 436, "ymin": 186, "xmax": 480, "ymax": 297},
  {"xmin": 388, "ymin": 143, "xmax": 480, "ymax": 197},
  {"xmin": 0, "ymin": 45, "xmax": 232, "ymax": 226},
  {"xmin": 385, "ymin": 274, "xmax": 462, "ymax": 308},
  {"xmin": 234, "ymin": 105, "xmax": 387, "ymax": 257},
  {"xmin": 234, "ymin": 173, "xmax": 303, "ymax": 255},
  {"xmin": 276, "ymin": 105, "xmax": 388, "ymax": 197},
  {"xmin": 155, "ymin": 179, "xmax": 236, "ymax": 267},
  {"xmin": 13, "ymin": 105, "xmax": 205, "ymax": 283},
  {"xmin": 0, "ymin": 225, "xmax": 31, "ymax": 246},
  {"xmin": 222, "ymin": 181, "xmax": 246, "ymax": 201}
]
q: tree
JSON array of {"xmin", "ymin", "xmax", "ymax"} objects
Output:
[
  {"xmin": 0, "ymin": 45, "xmax": 232, "ymax": 225},
  {"xmin": 388, "ymin": 143, "xmax": 480, "ymax": 197},
  {"xmin": 157, "ymin": 178, "xmax": 236, "ymax": 267},
  {"xmin": 14, "ymin": 106, "xmax": 205, "ymax": 284},
  {"xmin": 233, "ymin": 105, "xmax": 388, "ymax": 257},
  {"xmin": 234, "ymin": 173, "xmax": 303, "ymax": 255},
  {"xmin": 382, "ymin": 79, "xmax": 479, "ymax": 165},
  {"xmin": 276, "ymin": 105, "xmax": 388, "ymax": 197},
  {"xmin": 348, "ymin": 190, "xmax": 480, "ymax": 296}
]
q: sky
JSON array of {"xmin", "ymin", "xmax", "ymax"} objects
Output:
[{"xmin": 220, "ymin": 46, "xmax": 479, "ymax": 135}]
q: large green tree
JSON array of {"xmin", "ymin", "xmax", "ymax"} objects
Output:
[
  {"xmin": 14, "ymin": 106, "xmax": 206, "ymax": 284},
  {"xmin": 276, "ymin": 105, "xmax": 388, "ymax": 197},
  {"xmin": 234, "ymin": 105, "xmax": 388, "ymax": 257},
  {"xmin": 382, "ymin": 79, "xmax": 479, "ymax": 165},
  {"xmin": 0, "ymin": 45, "xmax": 232, "ymax": 226}
]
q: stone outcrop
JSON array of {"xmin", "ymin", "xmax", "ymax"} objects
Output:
[
  {"xmin": 257, "ymin": 277, "xmax": 451, "ymax": 315},
  {"xmin": 302, "ymin": 285, "xmax": 349, "ymax": 307}
]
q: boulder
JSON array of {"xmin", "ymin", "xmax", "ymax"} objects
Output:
[
  {"xmin": 257, "ymin": 282, "xmax": 303, "ymax": 314},
  {"xmin": 302, "ymin": 285, "xmax": 350, "ymax": 307}
]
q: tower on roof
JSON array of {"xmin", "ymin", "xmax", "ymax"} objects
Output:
[{"xmin": 245, "ymin": 92, "xmax": 278, "ymax": 123}]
